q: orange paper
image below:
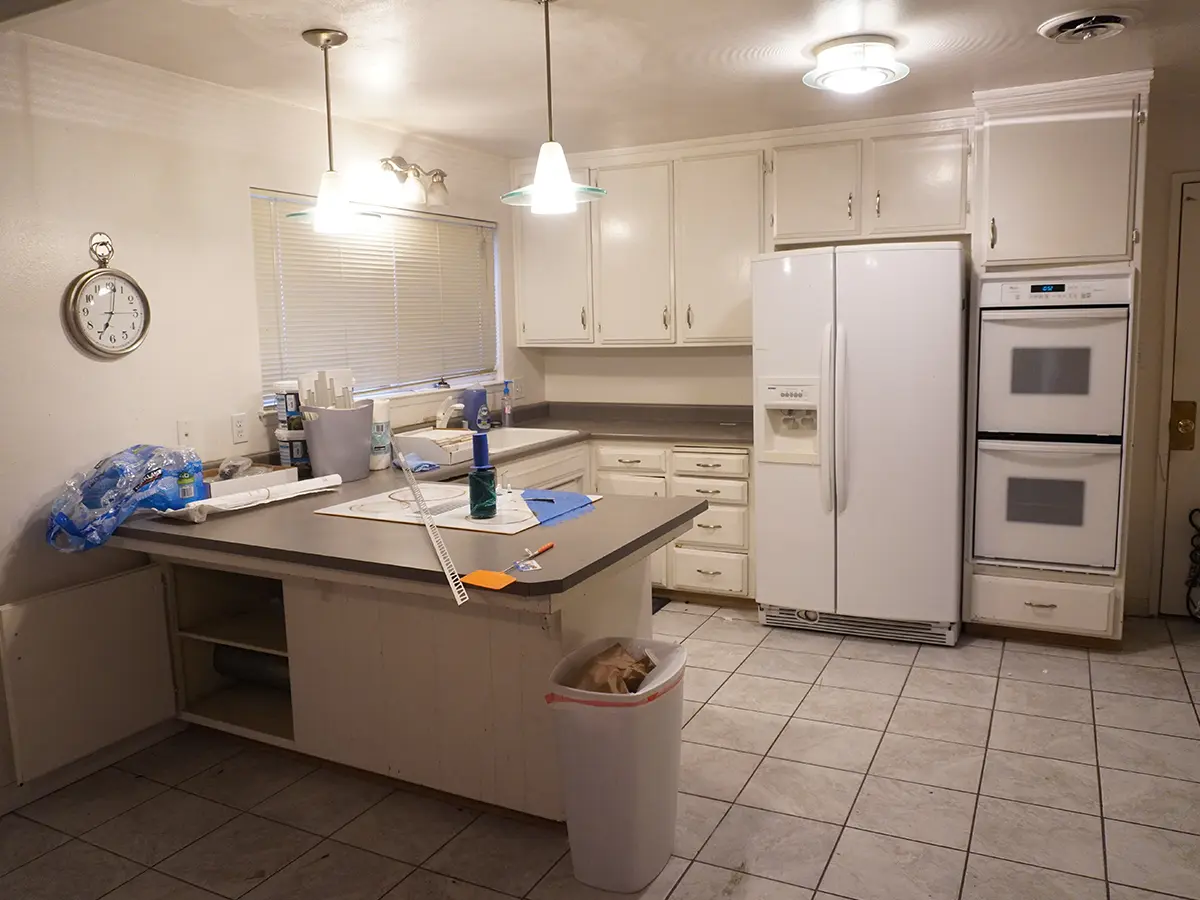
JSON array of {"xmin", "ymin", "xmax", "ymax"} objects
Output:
[{"xmin": 462, "ymin": 570, "xmax": 517, "ymax": 590}]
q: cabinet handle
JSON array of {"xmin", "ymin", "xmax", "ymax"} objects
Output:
[
  {"xmin": 696, "ymin": 523, "xmax": 723, "ymax": 530},
  {"xmin": 990, "ymin": 217, "xmax": 998, "ymax": 249},
  {"xmin": 687, "ymin": 305, "xmax": 694, "ymax": 328},
  {"xmin": 696, "ymin": 569, "xmax": 723, "ymax": 576},
  {"xmin": 695, "ymin": 488, "xmax": 721, "ymax": 495},
  {"xmin": 581, "ymin": 306, "xmax": 587, "ymax": 329},
  {"xmin": 847, "ymin": 192, "xmax": 854, "ymax": 219},
  {"xmin": 662, "ymin": 306, "xmax": 670, "ymax": 329},
  {"xmin": 875, "ymin": 190, "xmax": 881, "ymax": 218},
  {"xmin": 695, "ymin": 463, "xmax": 722, "ymax": 468},
  {"xmin": 617, "ymin": 458, "xmax": 642, "ymax": 464},
  {"xmin": 1024, "ymin": 601, "xmax": 1058, "ymax": 610}
]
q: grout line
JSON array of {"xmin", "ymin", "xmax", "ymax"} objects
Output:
[{"xmin": 954, "ymin": 664, "xmax": 996, "ymax": 900}]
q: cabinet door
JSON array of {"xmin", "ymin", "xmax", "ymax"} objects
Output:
[
  {"xmin": 515, "ymin": 167, "xmax": 594, "ymax": 345},
  {"xmin": 675, "ymin": 153, "xmax": 761, "ymax": 344},
  {"xmin": 773, "ymin": 141, "xmax": 862, "ymax": 241},
  {"xmin": 594, "ymin": 163, "xmax": 675, "ymax": 344},
  {"xmin": 983, "ymin": 101, "xmax": 1137, "ymax": 264},
  {"xmin": 868, "ymin": 131, "xmax": 967, "ymax": 234},
  {"xmin": 594, "ymin": 472, "xmax": 669, "ymax": 586}
]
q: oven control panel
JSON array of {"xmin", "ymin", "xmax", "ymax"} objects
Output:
[{"xmin": 979, "ymin": 274, "xmax": 1133, "ymax": 309}]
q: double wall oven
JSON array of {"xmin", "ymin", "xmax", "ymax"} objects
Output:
[{"xmin": 973, "ymin": 275, "xmax": 1132, "ymax": 570}]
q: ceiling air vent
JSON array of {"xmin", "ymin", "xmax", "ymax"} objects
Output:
[{"xmin": 1038, "ymin": 9, "xmax": 1140, "ymax": 43}]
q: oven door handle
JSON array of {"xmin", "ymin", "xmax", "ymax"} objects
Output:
[
  {"xmin": 978, "ymin": 440, "xmax": 1122, "ymax": 458},
  {"xmin": 981, "ymin": 308, "xmax": 1129, "ymax": 323}
]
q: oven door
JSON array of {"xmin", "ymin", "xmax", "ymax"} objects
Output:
[
  {"xmin": 974, "ymin": 440, "xmax": 1121, "ymax": 569},
  {"xmin": 978, "ymin": 307, "xmax": 1129, "ymax": 436}
]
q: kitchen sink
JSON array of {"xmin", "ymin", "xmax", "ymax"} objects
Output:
[{"xmin": 393, "ymin": 427, "xmax": 579, "ymax": 465}]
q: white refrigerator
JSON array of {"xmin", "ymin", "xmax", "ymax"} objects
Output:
[{"xmin": 752, "ymin": 243, "xmax": 964, "ymax": 640}]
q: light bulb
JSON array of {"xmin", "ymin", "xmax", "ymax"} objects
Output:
[
  {"xmin": 313, "ymin": 169, "xmax": 353, "ymax": 234},
  {"xmin": 531, "ymin": 142, "xmax": 577, "ymax": 215}
]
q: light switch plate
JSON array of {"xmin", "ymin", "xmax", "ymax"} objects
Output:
[{"xmin": 231, "ymin": 413, "xmax": 249, "ymax": 445}]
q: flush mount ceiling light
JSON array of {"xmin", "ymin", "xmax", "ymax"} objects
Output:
[
  {"xmin": 803, "ymin": 35, "xmax": 910, "ymax": 94},
  {"xmin": 1037, "ymin": 8, "xmax": 1140, "ymax": 43},
  {"xmin": 501, "ymin": 0, "xmax": 604, "ymax": 215},
  {"xmin": 380, "ymin": 157, "xmax": 450, "ymax": 207}
]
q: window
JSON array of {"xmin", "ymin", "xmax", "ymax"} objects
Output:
[{"xmin": 252, "ymin": 191, "xmax": 498, "ymax": 402}]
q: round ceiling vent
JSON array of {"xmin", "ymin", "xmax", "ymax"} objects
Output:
[{"xmin": 1037, "ymin": 9, "xmax": 1141, "ymax": 43}]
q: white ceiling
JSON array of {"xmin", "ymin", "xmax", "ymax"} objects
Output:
[{"xmin": 9, "ymin": 0, "xmax": 1200, "ymax": 157}]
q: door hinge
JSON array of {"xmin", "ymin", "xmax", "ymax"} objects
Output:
[
  {"xmin": 521, "ymin": 321, "xmax": 526, "ymax": 333},
  {"xmin": 597, "ymin": 321, "xmax": 602, "ymax": 334},
  {"xmin": 765, "ymin": 159, "xmax": 774, "ymax": 175},
  {"xmin": 967, "ymin": 142, "xmax": 973, "ymax": 158},
  {"xmin": 1132, "ymin": 228, "xmax": 1141, "ymax": 244},
  {"xmin": 1137, "ymin": 109, "xmax": 1147, "ymax": 125},
  {"xmin": 769, "ymin": 213, "xmax": 775, "ymax": 228},
  {"xmin": 965, "ymin": 198, "xmax": 971, "ymax": 214}
]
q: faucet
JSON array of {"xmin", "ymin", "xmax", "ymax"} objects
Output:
[{"xmin": 435, "ymin": 395, "xmax": 465, "ymax": 429}]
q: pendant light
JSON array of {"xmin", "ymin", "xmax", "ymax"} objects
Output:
[{"xmin": 501, "ymin": 0, "xmax": 604, "ymax": 215}]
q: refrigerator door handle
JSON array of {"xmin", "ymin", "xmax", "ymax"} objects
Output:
[
  {"xmin": 819, "ymin": 322, "xmax": 835, "ymax": 514},
  {"xmin": 834, "ymin": 323, "xmax": 848, "ymax": 514}
]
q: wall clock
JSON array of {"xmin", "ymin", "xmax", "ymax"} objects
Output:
[{"xmin": 64, "ymin": 232, "xmax": 150, "ymax": 358}]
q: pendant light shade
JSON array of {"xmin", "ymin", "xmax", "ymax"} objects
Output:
[
  {"xmin": 501, "ymin": 0, "xmax": 604, "ymax": 214},
  {"xmin": 313, "ymin": 169, "xmax": 353, "ymax": 233}
]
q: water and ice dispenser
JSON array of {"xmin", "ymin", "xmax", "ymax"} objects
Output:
[{"xmin": 756, "ymin": 378, "xmax": 820, "ymax": 464}]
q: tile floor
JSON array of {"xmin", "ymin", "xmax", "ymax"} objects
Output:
[{"xmin": 2, "ymin": 609, "xmax": 1199, "ymax": 900}]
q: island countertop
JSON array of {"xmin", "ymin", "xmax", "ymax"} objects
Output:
[{"xmin": 112, "ymin": 468, "xmax": 706, "ymax": 596}]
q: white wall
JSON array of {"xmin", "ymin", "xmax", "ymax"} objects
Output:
[
  {"xmin": 0, "ymin": 33, "xmax": 541, "ymax": 786},
  {"xmin": 541, "ymin": 349, "xmax": 752, "ymax": 406}
]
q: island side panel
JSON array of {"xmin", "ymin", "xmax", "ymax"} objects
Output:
[{"xmin": 555, "ymin": 557, "xmax": 654, "ymax": 649}]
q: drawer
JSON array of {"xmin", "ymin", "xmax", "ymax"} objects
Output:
[
  {"xmin": 673, "ymin": 450, "xmax": 749, "ymax": 478},
  {"xmin": 679, "ymin": 505, "xmax": 749, "ymax": 550},
  {"xmin": 969, "ymin": 574, "xmax": 1116, "ymax": 637},
  {"xmin": 595, "ymin": 472, "xmax": 666, "ymax": 498},
  {"xmin": 671, "ymin": 475, "xmax": 749, "ymax": 505},
  {"xmin": 670, "ymin": 547, "xmax": 748, "ymax": 595},
  {"xmin": 594, "ymin": 444, "xmax": 668, "ymax": 474}
]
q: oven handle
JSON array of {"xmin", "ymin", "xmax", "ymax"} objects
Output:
[
  {"xmin": 978, "ymin": 440, "xmax": 1122, "ymax": 458},
  {"xmin": 981, "ymin": 308, "xmax": 1129, "ymax": 323}
]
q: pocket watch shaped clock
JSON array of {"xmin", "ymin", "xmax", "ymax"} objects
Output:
[{"xmin": 64, "ymin": 232, "xmax": 150, "ymax": 359}]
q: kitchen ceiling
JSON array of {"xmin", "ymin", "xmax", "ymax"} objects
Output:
[{"xmin": 7, "ymin": 0, "xmax": 1200, "ymax": 157}]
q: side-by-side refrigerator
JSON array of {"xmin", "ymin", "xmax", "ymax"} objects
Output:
[{"xmin": 752, "ymin": 242, "xmax": 965, "ymax": 644}]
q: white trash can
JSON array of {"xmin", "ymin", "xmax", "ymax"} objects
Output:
[{"xmin": 546, "ymin": 636, "xmax": 687, "ymax": 893}]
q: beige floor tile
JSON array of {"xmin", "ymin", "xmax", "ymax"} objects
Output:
[
  {"xmin": 1105, "ymin": 820, "xmax": 1200, "ymax": 900},
  {"xmin": 1089, "ymin": 661, "xmax": 1189, "ymax": 701},
  {"xmin": 116, "ymin": 729, "xmax": 248, "ymax": 787},
  {"xmin": 0, "ymin": 813, "xmax": 69, "ymax": 877},
  {"xmin": 682, "ymin": 705, "xmax": 788, "ymax": 754},
  {"xmin": 887, "ymin": 698, "xmax": 991, "ymax": 747},
  {"xmin": 690, "ymin": 618, "xmax": 770, "ymax": 647},
  {"xmin": 103, "ymin": 870, "xmax": 225, "ymax": 899},
  {"xmin": 1178, "ymin": 645, "xmax": 1200, "ymax": 673},
  {"xmin": 1091, "ymin": 619, "xmax": 1179, "ymax": 670},
  {"xmin": 869, "ymin": 733, "xmax": 984, "ymax": 792},
  {"xmin": 683, "ymin": 668, "xmax": 731, "ymax": 703},
  {"xmin": 834, "ymin": 637, "xmax": 918, "ymax": 665},
  {"xmin": 1097, "ymin": 726, "xmax": 1200, "ymax": 782},
  {"xmin": 901, "ymin": 668, "xmax": 997, "ymax": 709},
  {"xmin": 969, "ymin": 796, "xmax": 1104, "ymax": 878},
  {"xmin": 1109, "ymin": 886, "xmax": 1192, "ymax": 900},
  {"xmin": 179, "ymin": 748, "xmax": 318, "ymax": 811},
  {"xmin": 697, "ymin": 805, "xmax": 839, "ymax": 889},
  {"xmin": 156, "ymin": 814, "xmax": 319, "ymax": 898},
  {"xmin": 424, "ymin": 814, "xmax": 567, "ymax": 896},
  {"xmin": 382, "ymin": 870, "xmax": 511, "ymax": 900},
  {"xmin": 671, "ymin": 861, "xmax": 815, "ymax": 900},
  {"xmin": 21, "ymin": 768, "xmax": 167, "ymax": 836},
  {"xmin": 663, "ymin": 600, "xmax": 720, "ymax": 617},
  {"xmin": 682, "ymin": 639, "xmax": 754, "ymax": 673},
  {"xmin": 674, "ymin": 793, "xmax": 729, "ymax": 859},
  {"xmin": 737, "ymin": 758, "xmax": 863, "ymax": 824},
  {"xmin": 759, "ymin": 630, "xmax": 842, "ymax": 656},
  {"xmin": 332, "ymin": 790, "xmax": 478, "ymax": 865},
  {"xmin": 847, "ymin": 776, "xmax": 976, "ymax": 850},
  {"xmin": 794, "ymin": 685, "xmax": 896, "ymax": 730},
  {"xmin": 769, "ymin": 719, "xmax": 882, "ymax": 773},
  {"xmin": 1093, "ymin": 691, "xmax": 1200, "ymax": 738},
  {"xmin": 527, "ymin": 853, "xmax": 688, "ymax": 900},
  {"xmin": 682, "ymin": 700, "xmax": 703, "ymax": 727},
  {"xmin": 0, "ymin": 840, "xmax": 142, "ymax": 900},
  {"xmin": 914, "ymin": 641, "xmax": 1002, "ymax": 677},
  {"xmin": 85, "ymin": 790, "xmax": 238, "ymax": 866},
  {"xmin": 243, "ymin": 840, "xmax": 411, "ymax": 900},
  {"xmin": 709, "ymin": 674, "xmax": 810, "ymax": 716},
  {"xmin": 1102, "ymin": 767, "xmax": 1200, "ymax": 834},
  {"xmin": 819, "ymin": 828, "xmax": 965, "ymax": 900},
  {"xmin": 652, "ymin": 611, "xmax": 705, "ymax": 637},
  {"xmin": 251, "ymin": 767, "xmax": 392, "ymax": 837},
  {"xmin": 1002, "ymin": 640, "xmax": 1089, "ymax": 660},
  {"xmin": 980, "ymin": 749, "xmax": 1099, "ymax": 814},
  {"xmin": 653, "ymin": 629, "xmax": 683, "ymax": 645},
  {"xmin": 987, "ymin": 711, "xmax": 1096, "ymax": 763},
  {"xmin": 1000, "ymin": 650, "xmax": 1091, "ymax": 689},
  {"xmin": 994, "ymin": 680, "xmax": 1093, "ymax": 723},
  {"xmin": 960, "ymin": 854, "xmax": 1106, "ymax": 900},
  {"xmin": 737, "ymin": 648, "xmax": 828, "ymax": 682},
  {"xmin": 815, "ymin": 657, "xmax": 909, "ymax": 695},
  {"xmin": 679, "ymin": 741, "xmax": 762, "ymax": 802}
]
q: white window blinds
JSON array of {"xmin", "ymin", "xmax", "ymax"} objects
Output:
[{"xmin": 252, "ymin": 192, "xmax": 498, "ymax": 401}]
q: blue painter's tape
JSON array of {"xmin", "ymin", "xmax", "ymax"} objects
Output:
[{"xmin": 521, "ymin": 489, "xmax": 595, "ymax": 527}]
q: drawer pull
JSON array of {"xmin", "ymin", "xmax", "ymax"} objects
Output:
[
  {"xmin": 1024, "ymin": 601, "xmax": 1059, "ymax": 610},
  {"xmin": 696, "ymin": 523, "xmax": 722, "ymax": 530},
  {"xmin": 617, "ymin": 458, "xmax": 642, "ymax": 464},
  {"xmin": 696, "ymin": 569, "xmax": 722, "ymax": 576},
  {"xmin": 695, "ymin": 463, "xmax": 722, "ymax": 468},
  {"xmin": 695, "ymin": 489, "xmax": 721, "ymax": 495}
]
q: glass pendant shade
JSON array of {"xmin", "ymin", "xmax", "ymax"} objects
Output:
[
  {"xmin": 502, "ymin": 142, "xmax": 605, "ymax": 214},
  {"xmin": 400, "ymin": 171, "xmax": 428, "ymax": 205},
  {"xmin": 427, "ymin": 172, "xmax": 450, "ymax": 206},
  {"xmin": 313, "ymin": 169, "xmax": 354, "ymax": 234}
]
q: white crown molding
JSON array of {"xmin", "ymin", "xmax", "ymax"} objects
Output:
[{"xmin": 973, "ymin": 69, "xmax": 1153, "ymax": 112}]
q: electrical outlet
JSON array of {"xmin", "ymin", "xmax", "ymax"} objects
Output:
[
  {"xmin": 512, "ymin": 378, "xmax": 524, "ymax": 400},
  {"xmin": 177, "ymin": 419, "xmax": 198, "ymax": 447},
  {"xmin": 231, "ymin": 413, "xmax": 249, "ymax": 445}
]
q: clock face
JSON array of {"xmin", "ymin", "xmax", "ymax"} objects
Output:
[{"xmin": 70, "ymin": 270, "xmax": 149, "ymax": 357}]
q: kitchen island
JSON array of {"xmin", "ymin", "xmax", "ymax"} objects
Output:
[{"xmin": 106, "ymin": 469, "xmax": 705, "ymax": 820}]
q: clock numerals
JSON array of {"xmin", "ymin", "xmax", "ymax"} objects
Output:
[
  {"xmin": 70, "ymin": 268, "xmax": 148, "ymax": 357},
  {"xmin": 86, "ymin": 320, "xmax": 93, "ymax": 330},
  {"xmin": 131, "ymin": 309, "xmax": 139, "ymax": 318},
  {"xmin": 82, "ymin": 307, "xmax": 89, "ymax": 317}
]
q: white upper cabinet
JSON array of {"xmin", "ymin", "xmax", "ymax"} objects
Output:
[
  {"xmin": 772, "ymin": 141, "xmax": 862, "ymax": 241},
  {"xmin": 515, "ymin": 167, "xmax": 594, "ymax": 345},
  {"xmin": 674, "ymin": 152, "xmax": 762, "ymax": 345},
  {"xmin": 867, "ymin": 131, "xmax": 968, "ymax": 235},
  {"xmin": 594, "ymin": 162, "xmax": 675, "ymax": 344},
  {"xmin": 980, "ymin": 97, "xmax": 1140, "ymax": 266}
]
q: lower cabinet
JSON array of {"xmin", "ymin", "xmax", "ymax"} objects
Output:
[
  {"xmin": 495, "ymin": 444, "xmax": 590, "ymax": 492},
  {"xmin": 594, "ymin": 470, "xmax": 669, "ymax": 587}
]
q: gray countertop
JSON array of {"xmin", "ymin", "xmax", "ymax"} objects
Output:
[
  {"xmin": 115, "ymin": 468, "xmax": 706, "ymax": 597},
  {"xmin": 520, "ymin": 416, "xmax": 754, "ymax": 445}
]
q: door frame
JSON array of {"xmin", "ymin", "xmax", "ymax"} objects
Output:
[{"xmin": 1150, "ymin": 172, "xmax": 1200, "ymax": 613}]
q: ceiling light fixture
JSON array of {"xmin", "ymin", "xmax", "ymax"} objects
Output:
[
  {"xmin": 803, "ymin": 35, "xmax": 910, "ymax": 94},
  {"xmin": 380, "ymin": 157, "xmax": 450, "ymax": 207},
  {"xmin": 501, "ymin": 0, "xmax": 604, "ymax": 215}
]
